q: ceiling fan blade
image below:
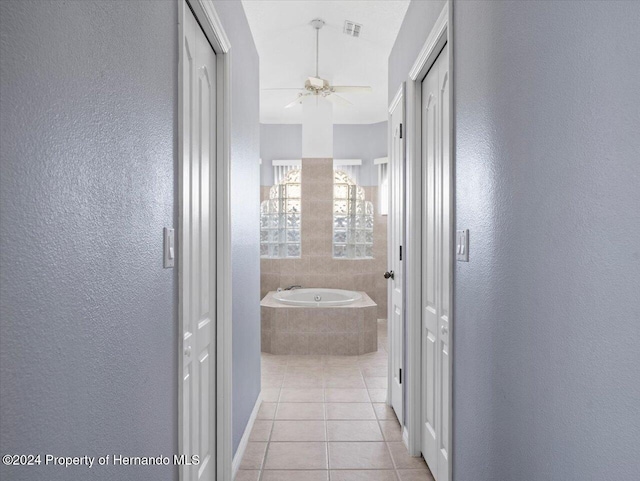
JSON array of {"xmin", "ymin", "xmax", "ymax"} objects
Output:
[
  {"xmin": 284, "ymin": 93, "xmax": 311, "ymax": 109},
  {"xmin": 326, "ymin": 93, "xmax": 352, "ymax": 107},
  {"xmin": 331, "ymin": 86, "xmax": 373, "ymax": 93},
  {"xmin": 262, "ymin": 87, "xmax": 305, "ymax": 91}
]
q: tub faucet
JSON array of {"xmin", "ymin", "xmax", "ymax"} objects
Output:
[{"xmin": 283, "ymin": 285, "xmax": 303, "ymax": 291}]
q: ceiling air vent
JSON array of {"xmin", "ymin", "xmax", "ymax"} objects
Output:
[{"xmin": 343, "ymin": 20, "xmax": 362, "ymax": 38}]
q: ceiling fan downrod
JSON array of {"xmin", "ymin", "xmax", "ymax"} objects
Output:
[{"xmin": 310, "ymin": 19, "xmax": 325, "ymax": 78}]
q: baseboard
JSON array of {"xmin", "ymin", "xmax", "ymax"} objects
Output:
[
  {"xmin": 231, "ymin": 391, "xmax": 262, "ymax": 480},
  {"xmin": 402, "ymin": 425, "xmax": 410, "ymax": 450}
]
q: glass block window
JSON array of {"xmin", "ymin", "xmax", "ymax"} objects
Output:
[
  {"xmin": 333, "ymin": 170, "xmax": 374, "ymax": 259},
  {"xmin": 260, "ymin": 169, "xmax": 302, "ymax": 258}
]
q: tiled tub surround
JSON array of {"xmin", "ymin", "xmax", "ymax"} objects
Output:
[
  {"xmin": 261, "ymin": 291, "xmax": 378, "ymax": 355},
  {"xmin": 260, "ymin": 159, "xmax": 388, "ymax": 320}
]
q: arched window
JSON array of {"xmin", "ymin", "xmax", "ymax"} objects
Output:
[
  {"xmin": 333, "ymin": 170, "xmax": 374, "ymax": 259},
  {"xmin": 260, "ymin": 169, "xmax": 301, "ymax": 258}
]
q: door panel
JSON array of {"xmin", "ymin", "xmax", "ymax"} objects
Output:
[
  {"xmin": 388, "ymin": 88, "xmax": 405, "ymax": 424},
  {"xmin": 436, "ymin": 47, "xmax": 450, "ymax": 481},
  {"xmin": 421, "ymin": 42, "xmax": 450, "ymax": 481},
  {"xmin": 181, "ymin": 4, "xmax": 216, "ymax": 480},
  {"xmin": 421, "ymin": 59, "xmax": 439, "ymax": 470}
]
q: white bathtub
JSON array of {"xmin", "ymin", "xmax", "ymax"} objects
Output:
[{"xmin": 272, "ymin": 288, "xmax": 362, "ymax": 307}]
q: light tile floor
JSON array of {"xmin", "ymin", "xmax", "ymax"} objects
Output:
[{"xmin": 237, "ymin": 321, "xmax": 434, "ymax": 481}]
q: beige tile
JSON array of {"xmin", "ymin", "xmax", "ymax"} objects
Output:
[
  {"xmin": 387, "ymin": 442, "xmax": 429, "ymax": 469},
  {"xmin": 379, "ymin": 420, "xmax": 403, "ymax": 441},
  {"xmin": 330, "ymin": 470, "xmax": 398, "ymax": 481},
  {"xmin": 249, "ymin": 420, "xmax": 272, "ymax": 442},
  {"xmin": 325, "ymin": 403, "xmax": 376, "ymax": 420},
  {"xmin": 365, "ymin": 377, "xmax": 388, "ymax": 389},
  {"xmin": 235, "ymin": 470, "xmax": 260, "ymax": 481},
  {"xmin": 264, "ymin": 442, "xmax": 328, "ymax": 470},
  {"xmin": 327, "ymin": 420, "xmax": 383, "ymax": 441},
  {"xmin": 279, "ymin": 388, "xmax": 324, "ymax": 402},
  {"xmin": 261, "ymin": 471, "xmax": 329, "ymax": 481},
  {"xmin": 257, "ymin": 403, "xmax": 277, "ymax": 420},
  {"xmin": 261, "ymin": 388, "xmax": 281, "ymax": 402},
  {"xmin": 275, "ymin": 403, "xmax": 325, "ymax": 420},
  {"xmin": 325, "ymin": 366, "xmax": 362, "ymax": 377},
  {"xmin": 362, "ymin": 366, "xmax": 388, "ymax": 378},
  {"xmin": 271, "ymin": 420, "xmax": 326, "ymax": 442},
  {"xmin": 281, "ymin": 378, "xmax": 324, "ymax": 389},
  {"xmin": 239, "ymin": 442, "xmax": 267, "ymax": 470},
  {"xmin": 373, "ymin": 403, "xmax": 397, "ymax": 420},
  {"xmin": 287, "ymin": 355, "xmax": 324, "ymax": 366},
  {"xmin": 368, "ymin": 389, "xmax": 387, "ymax": 402},
  {"xmin": 324, "ymin": 388, "xmax": 370, "ymax": 403},
  {"xmin": 262, "ymin": 375, "xmax": 284, "ymax": 388},
  {"xmin": 328, "ymin": 442, "xmax": 394, "ymax": 469},
  {"xmin": 325, "ymin": 376, "xmax": 366, "ymax": 389},
  {"xmin": 397, "ymin": 469, "xmax": 435, "ymax": 481}
]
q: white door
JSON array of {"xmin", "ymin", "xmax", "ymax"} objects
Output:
[
  {"xmin": 421, "ymin": 43, "xmax": 450, "ymax": 481},
  {"xmin": 180, "ymin": 3, "xmax": 216, "ymax": 480},
  {"xmin": 388, "ymin": 87, "xmax": 405, "ymax": 424}
]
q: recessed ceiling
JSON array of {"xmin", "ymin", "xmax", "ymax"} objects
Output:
[{"xmin": 241, "ymin": 0, "xmax": 410, "ymax": 124}]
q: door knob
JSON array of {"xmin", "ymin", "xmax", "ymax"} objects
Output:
[
  {"xmin": 184, "ymin": 346, "xmax": 192, "ymax": 357},
  {"xmin": 384, "ymin": 270, "xmax": 395, "ymax": 280},
  {"xmin": 441, "ymin": 326, "xmax": 448, "ymax": 335}
]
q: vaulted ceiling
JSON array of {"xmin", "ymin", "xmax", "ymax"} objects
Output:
[{"xmin": 242, "ymin": 0, "xmax": 410, "ymax": 124}]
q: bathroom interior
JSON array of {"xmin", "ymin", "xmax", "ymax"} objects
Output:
[
  {"xmin": 260, "ymin": 123, "xmax": 388, "ymax": 356},
  {"xmin": 241, "ymin": 9, "xmax": 436, "ymax": 479}
]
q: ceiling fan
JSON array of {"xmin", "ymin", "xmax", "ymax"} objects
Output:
[{"xmin": 264, "ymin": 18, "xmax": 373, "ymax": 109}]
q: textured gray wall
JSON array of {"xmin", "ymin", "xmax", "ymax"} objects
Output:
[
  {"xmin": 0, "ymin": 1, "xmax": 178, "ymax": 480},
  {"xmin": 388, "ymin": 0, "xmax": 446, "ymax": 101},
  {"xmin": 333, "ymin": 122, "xmax": 388, "ymax": 186},
  {"xmin": 212, "ymin": 0, "xmax": 262, "ymax": 456},
  {"xmin": 260, "ymin": 122, "xmax": 388, "ymax": 186},
  {"xmin": 453, "ymin": 1, "xmax": 640, "ymax": 480},
  {"xmin": 260, "ymin": 124, "xmax": 302, "ymax": 185}
]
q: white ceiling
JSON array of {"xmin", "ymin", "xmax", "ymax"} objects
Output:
[{"xmin": 241, "ymin": 0, "xmax": 410, "ymax": 124}]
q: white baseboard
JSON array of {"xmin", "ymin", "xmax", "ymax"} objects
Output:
[
  {"xmin": 402, "ymin": 425, "xmax": 410, "ymax": 450},
  {"xmin": 232, "ymin": 392, "xmax": 262, "ymax": 479}
]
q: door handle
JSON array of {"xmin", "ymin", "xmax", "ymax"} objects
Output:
[{"xmin": 384, "ymin": 270, "xmax": 395, "ymax": 280}]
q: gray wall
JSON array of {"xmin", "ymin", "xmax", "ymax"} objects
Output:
[
  {"xmin": 0, "ymin": 0, "xmax": 261, "ymax": 476},
  {"xmin": 261, "ymin": 122, "xmax": 387, "ymax": 186},
  {"xmin": 389, "ymin": 0, "xmax": 640, "ymax": 479},
  {"xmin": 388, "ymin": 0, "xmax": 446, "ymax": 101},
  {"xmin": 0, "ymin": 1, "xmax": 178, "ymax": 480},
  {"xmin": 260, "ymin": 124, "xmax": 302, "ymax": 185},
  {"xmin": 213, "ymin": 0, "xmax": 262, "ymax": 456},
  {"xmin": 453, "ymin": 1, "xmax": 640, "ymax": 479}
]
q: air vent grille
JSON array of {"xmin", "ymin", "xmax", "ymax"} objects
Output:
[{"xmin": 343, "ymin": 20, "xmax": 362, "ymax": 38}]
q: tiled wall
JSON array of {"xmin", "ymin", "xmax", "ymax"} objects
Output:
[{"xmin": 261, "ymin": 159, "xmax": 388, "ymax": 319}]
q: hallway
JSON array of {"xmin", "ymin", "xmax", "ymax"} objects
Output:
[{"xmin": 236, "ymin": 322, "xmax": 433, "ymax": 480}]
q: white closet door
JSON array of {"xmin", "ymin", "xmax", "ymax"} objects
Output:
[
  {"xmin": 388, "ymin": 88, "xmax": 405, "ymax": 424},
  {"xmin": 181, "ymin": 4, "xmax": 216, "ymax": 480},
  {"xmin": 421, "ymin": 42, "xmax": 450, "ymax": 481}
]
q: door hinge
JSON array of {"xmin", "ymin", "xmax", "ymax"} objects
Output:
[
  {"xmin": 399, "ymin": 368, "xmax": 403, "ymax": 384},
  {"xmin": 399, "ymin": 245, "xmax": 403, "ymax": 261},
  {"xmin": 399, "ymin": 123, "xmax": 403, "ymax": 139}
]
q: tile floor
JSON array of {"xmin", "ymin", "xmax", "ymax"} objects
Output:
[{"xmin": 237, "ymin": 321, "xmax": 434, "ymax": 481}]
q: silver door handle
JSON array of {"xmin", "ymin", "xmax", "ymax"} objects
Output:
[
  {"xmin": 441, "ymin": 326, "xmax": 448, "ymax": 335},
  {"xmin": 384, "ymin": 271, "xmax": 395, "ymax": 280},
  {"xmin": 184, "ymin": 346, "xmax": 192, "ymax": 357}
]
